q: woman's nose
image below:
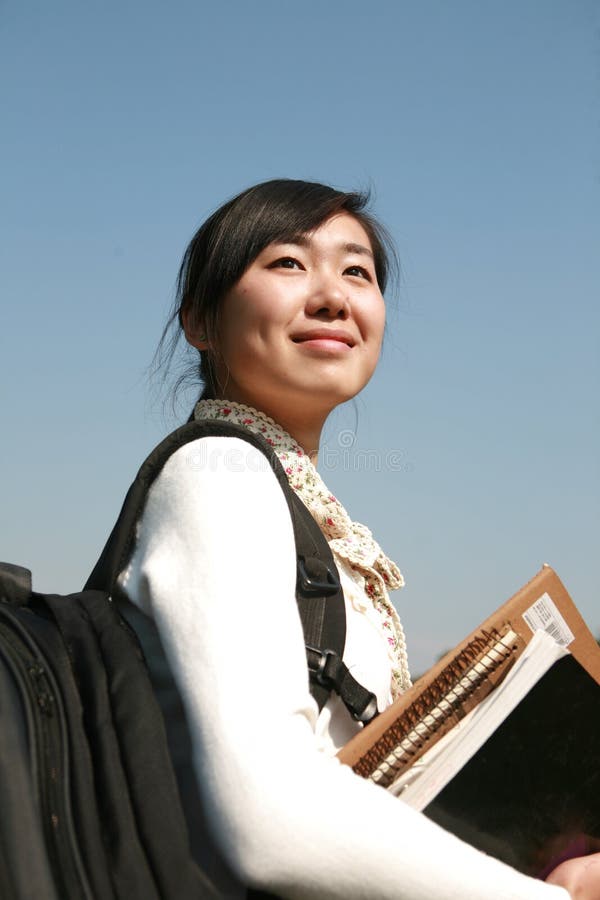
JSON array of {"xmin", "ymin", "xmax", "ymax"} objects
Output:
[{"xmin": 305, "ymin": 272, "xmax": 349, "ymax": 319}]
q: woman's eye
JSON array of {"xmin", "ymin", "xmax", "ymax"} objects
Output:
[
  {"xmin": 271, "ymin": 257, "xmax": 302, "ymax": 270},
  {"xmin": 345, "ymin": 265, "xmax": 371, "ymax": 280}
]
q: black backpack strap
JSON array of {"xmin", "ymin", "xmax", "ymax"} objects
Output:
[
  {"xmin": 284, "ymin": 491, "xmax": 378, "ymax": 722},
  {"xmin": 85, "ymin": 420, "xmax": 377, "ymax": 721}
]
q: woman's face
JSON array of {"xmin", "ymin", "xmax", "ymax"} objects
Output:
[{"xmin": 206, "ymin": 212, "xmax": 386, "ymax": 423}]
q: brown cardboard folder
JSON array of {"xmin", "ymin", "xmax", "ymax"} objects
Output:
[{"xmin": 338, "ymin": 565, "xmax": 600, "ymax": 784}]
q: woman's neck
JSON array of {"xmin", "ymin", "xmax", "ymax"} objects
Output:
[
  {"xmin": 209, "ymin": 394, "xmax": 326, "ymax": 465},
  {"xmin": 268, "ymin": 412, "xmax": 323, "ymax": 465}
]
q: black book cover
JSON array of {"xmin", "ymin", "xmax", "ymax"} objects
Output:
[{"xmin": 424, "ymin": 654, "xmax": 600, "ymax": 878}]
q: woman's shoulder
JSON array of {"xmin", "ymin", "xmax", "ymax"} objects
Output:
[
  {"xmin": 120, "ymin": 431, "xmax": 298, "ymax": 609},
  {"xmin": 133, "ymin": 431, "xmax": 295, "ymax": 553},
  {"xmin": 148, "ymin": 431, "xmax": 284, "ymax": 499}
]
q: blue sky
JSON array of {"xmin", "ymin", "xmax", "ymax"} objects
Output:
[{"xmin": 2, "ymin": 1, "xmax": 598, "ymax": 671}]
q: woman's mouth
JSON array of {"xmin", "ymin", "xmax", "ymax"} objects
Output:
[{"xmin": 291, "ymin": 329, "xmax": 355, "ymax": 352}]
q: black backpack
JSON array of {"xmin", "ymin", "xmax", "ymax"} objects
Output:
[{"xmin": 0, "ymin": 420, "xmax": 376, "ymax": 900}]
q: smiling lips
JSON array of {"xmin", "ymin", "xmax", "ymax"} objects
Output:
[{"xmin": 291, "ymin": 328, "xmax": 355, "ymax": 351}]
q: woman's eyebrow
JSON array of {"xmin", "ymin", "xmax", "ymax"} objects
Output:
[
  {"xmin": 343, "ymin": 242, "xmax": 374, "ymax": 259},
  {"xmin": 273, "ymin": 235, "xmax": 374, "ymax": 259}
]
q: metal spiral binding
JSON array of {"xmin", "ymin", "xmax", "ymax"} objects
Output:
[{"xmin": 354, "ymin": 627, "xmax": 520, "ymax": 788}]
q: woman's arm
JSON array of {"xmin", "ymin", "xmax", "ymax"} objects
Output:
[{"xmin": 120, "ymin": 436, "xmax": 570, "ymax": 900}]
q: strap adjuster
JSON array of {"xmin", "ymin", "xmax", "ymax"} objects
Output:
[
  {"xmin": 305, "ymin": 645, "xmax": 339, "ymax": 687},
  {"xmin": 297, "ymin": 558, "xmax": 340, "ymax": 597},
  {"xmin": 305, "ymin": 644, "xmax": 379, "ymax": 724}
]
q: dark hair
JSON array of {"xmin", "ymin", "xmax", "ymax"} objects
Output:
[{"xmin": 157, "ymin": 178, "xmax": 397, "ymax": 404}]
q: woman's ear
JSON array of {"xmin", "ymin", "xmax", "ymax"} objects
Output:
[{"xmin": 181, "ymin": 306, "xmax": 209, "ymax": 351}]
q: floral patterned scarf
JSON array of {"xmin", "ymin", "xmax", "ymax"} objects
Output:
[{"xmin": 193, "ymin": 399, "xmax": 411, "ymax": 697}]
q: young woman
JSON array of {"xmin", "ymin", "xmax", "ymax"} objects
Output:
[{"xmin": 118, "ymin": 179, "xmax": 598, "ymax": 898}]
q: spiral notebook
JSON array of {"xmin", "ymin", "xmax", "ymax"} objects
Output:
[{"xmin": 338, "ymin": 566, "xmax": 600, "ymax": 876}]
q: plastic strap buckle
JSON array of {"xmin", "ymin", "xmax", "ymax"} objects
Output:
[
  {"xmin": 305, "ymin": 645, "xmax": 339, "ymax": 687},
  {"xmin": 305, "ymin": 644, "xmax": 379, "ymax": 723},
  {"xmin": 297, "ymin": 558, "xmax": 340, "ymax": 597}
]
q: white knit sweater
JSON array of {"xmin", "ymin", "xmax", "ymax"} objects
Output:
[{"xmin": 118, "ymin": 435, "xmax": 568, "ymax": 900}]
